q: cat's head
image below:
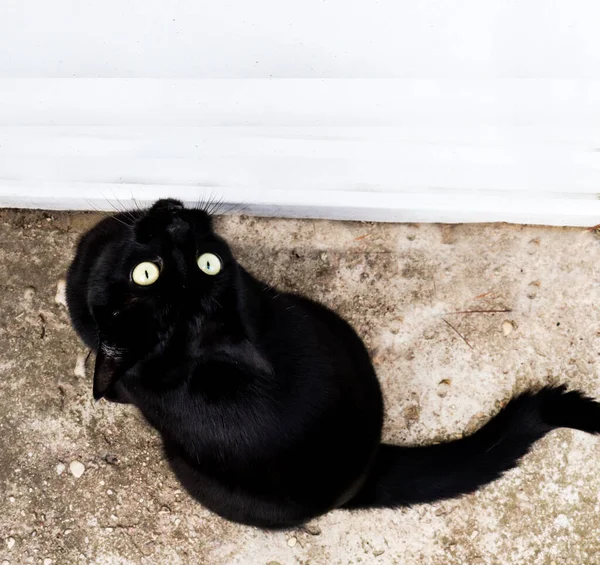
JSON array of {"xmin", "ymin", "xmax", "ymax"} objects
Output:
[{"xmin": 66, "ymin": 198, "xmax": 240, "ymax": 399}]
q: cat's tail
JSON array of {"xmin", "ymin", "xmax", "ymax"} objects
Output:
[{"xmin": 344, "ymin": 386, "xmax": 600, "ymax": 509}]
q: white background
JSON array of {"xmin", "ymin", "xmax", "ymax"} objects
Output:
[
  {"xmin": 1, "ymin": 0, "xmax": 599, "ymax": 225},
  {"xmin": 2, "ymin": 0, "xmax": 600, "ymax": 79}
]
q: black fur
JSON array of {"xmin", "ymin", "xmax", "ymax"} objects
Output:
[{"xmin": 66, "ymin": 199, "xmax": 600, "ymax": 529}]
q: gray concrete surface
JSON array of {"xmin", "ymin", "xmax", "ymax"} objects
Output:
[{"xmin": 0, "ymin": 209, "xmax": 599, "ymax": 565}]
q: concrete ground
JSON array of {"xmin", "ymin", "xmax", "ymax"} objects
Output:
[{"xmin": 0, "ymin": 209, "xmax": 599, "ymax": 565}]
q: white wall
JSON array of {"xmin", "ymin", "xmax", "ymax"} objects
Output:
[
  {"xmin": 3, "ymin": 0, "xmax": 600, "ymax": 79},
  {"xmin": 1, "ymin": 0, "xmax": 599, "ymax": 225}
]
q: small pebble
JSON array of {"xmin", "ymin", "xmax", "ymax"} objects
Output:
[
  {"xmin": 9, "ymin": 496, "xmax": 15, "ymax": 503},
  {"xmin": 74, "ymin": 354, "xmax": 87, "ymax": 378},
  {"xmin": 502, "ymin": 320, "xmax": 515, "ymax": 336},
  {"xmin": 2, "ymin": 560, "xmax": 10, "ymax": 565},
  {"xmin": 55, "ymin": 280, "xmax": 67, "ymax": 308},
  {"xmin": 437, "ymin": 379, "xmax": 452, "ymax": 398},
  {"xmin": 527, "ymin": 238, "xmax": 540, "ymax": 255},
  {"xmin": 423, "ymin": 328, "xmax": 437, "ymax": 340},
  {"xmin": 56, "ymin": 463, "xmax": 65, "ymax": 476},
  {"xmin": 23, "ymin": 286, "xmax": 36, "ymax": 301},
  {"xmin": 69, "ymin": 461, "xmax": 85, "ymax": 478},
  {"xmin": 44, "ymin": 559, "xmax": 53, "ymax": 565},
  {"xmin": 303, "ymin": 524, "xmax": 322, "ymax": 536},
  {"xmin": 104, "ymin": 454, "xmax": 119, "ymax": 465},
  {"xmin": 6, "ymin": 537, "xmax": 15, "ymax": 549},
  {"xmin": 287, "ymin": 536, "xmax": 297, "ymax": 547}
]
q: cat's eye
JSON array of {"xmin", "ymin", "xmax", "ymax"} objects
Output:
[
  {"xmin": 197, "ymin": 253, "xmax": 222, "ymax": 276},
  {"xmin": 131, "ymin": 262, "xmax": 160, "ymax": 286}
]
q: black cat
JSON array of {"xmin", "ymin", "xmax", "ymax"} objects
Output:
[{"xmin": 66, "ymin": 198, "xmax": 600, "ymax": 529}]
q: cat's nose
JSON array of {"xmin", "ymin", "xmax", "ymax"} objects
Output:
[
  {"xmin": 166, "ymin": 218, "xmax": 191, "ymax": 245},
  {"xmin": 151, "ymin": 199, "xmax": 184, "ymax": 213}
]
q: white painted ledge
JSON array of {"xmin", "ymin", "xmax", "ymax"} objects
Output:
[
  {"xmin": 1, "ymin": 79, "xmax": 599, "ymax": 226},
  {"xmin": 1, "ymin": 181, "xmax": 598, "ymax": 227}
]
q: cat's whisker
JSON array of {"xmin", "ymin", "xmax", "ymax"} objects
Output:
[
  {"xmin": 224, "ymin": 202, "xmax": 251, "ymax": 216},
  {"xmin": 111, "ymin": 215, "xmax": 133, "ymax": 228},
  {"xmin": 196, "ymin": 190, "xmax": 212, "ymax": 213},
  {"xmin": 85, "ymin": 200, "xmax": 111, "ymax": 218},
  {"xmin": 103, "ymin": 195, "xmax": 124, "ymax": 215},
  {"xmin": 129, "ymin": 189, "xmax": 144, "ymax": 213},
  {"xmin": 201, "ymin": 189, "xmax": 212, "ymax": 211},
  {"xmin": 204, "ymin": 192, "xmax": 220, "ymax": 216},
  {"xmin": 86, "ymin": 199, "xmax": 132, "ymax": 228},
  {"xmin": 106, "ymin": 190, "xmax": 125, "ymax": 212},
  {"xmin": 209, "ymin": 196, "xmax": 226, "ymax": 216},
  {"xmin": 108, "ymin": 189, "xmax": 138, "ymax": 223}
]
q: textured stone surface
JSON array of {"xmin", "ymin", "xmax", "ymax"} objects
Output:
[{"xmin": 0, "ymin": 209, "xmax": 598, "ymax": 564}]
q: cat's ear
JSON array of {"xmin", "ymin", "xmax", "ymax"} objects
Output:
[{"xmin": 93, "ymin": 342, "xmax": 128, "ymax": 400}]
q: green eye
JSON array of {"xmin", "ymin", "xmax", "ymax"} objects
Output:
[
  {"xmin": 197, "ymin": 253, "xmax": 222, "ymax": 275},
  {"xmin": 132, "ymin": 262, "xmax": 160, "ymax": 286}
]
